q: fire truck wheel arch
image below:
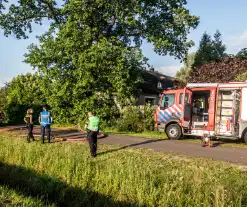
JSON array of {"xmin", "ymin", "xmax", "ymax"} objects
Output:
[
  {"xmin": 242, "ymin": 128, "xmax": 247, "ymax": 143},
  {"xmin": 165, "ymin": 123, "xmax": 182, "ymax": 140}
]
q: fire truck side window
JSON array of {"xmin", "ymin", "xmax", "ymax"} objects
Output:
[
  {"xmin": 161, "ymin": 94, "xmax": 175, "ymax": 108},
  {"xmin": 179, "ymin": 93, "xmax": 189, "ymax": 105}
]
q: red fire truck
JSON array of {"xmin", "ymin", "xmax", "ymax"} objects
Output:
[{"xmin": 154, "ymin": 82, "xmax": 247, "ymax": 142}]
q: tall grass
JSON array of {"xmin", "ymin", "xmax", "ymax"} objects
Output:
[
  {"xmin": 0, "ymin": 185, "xmax": 48, "ymax": 207},
  {"xmin": 104, "ymin": 127, "xmax": 168, "ymax": 139},
  {"xmin": 0, "ymin": 134, "xmax": 247, "ymax": 206}
]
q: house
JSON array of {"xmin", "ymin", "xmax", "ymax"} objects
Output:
[{"xmin": 136, "ymin": 69, "xmax": 185, "ymax": 106}]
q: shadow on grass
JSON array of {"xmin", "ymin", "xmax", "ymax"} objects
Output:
[
  {"xmin": 0, "ymin": 162, "xmax": 142, "ymax": 207},
  {"xmin": 0, "ymin": 123, "xmax": 24, "ymax": 127},
  {"xmin": 98, "ymin": 139, "xmax": 166, "ymax": 156}
]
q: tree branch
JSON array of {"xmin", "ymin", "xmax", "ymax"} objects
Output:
[
  {"xmin": 106, "ymin": 15, "xmax": 117, "ymax": 35},
  {"xmin": 39, "ymin": 0, "xmax": 61, "ymax": 24},
  {"xmin": 11, "ymin": 15, "xmax": 48, "ymax": 23}
]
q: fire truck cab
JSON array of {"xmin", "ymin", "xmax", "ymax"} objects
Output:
[{"xmin": 155, "ymin": 82, "xmax": 247, "ymax": 142}]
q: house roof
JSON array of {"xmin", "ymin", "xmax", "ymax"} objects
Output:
[{"xmin": 139, "ymin": 69, "xmax": 185, "ymax": 94}]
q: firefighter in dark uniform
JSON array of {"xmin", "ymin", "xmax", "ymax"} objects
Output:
[
  {"xmin": 86, "ymin": 112, "xmax": 100, "ymax": 157},
  {"xmin": 24, "ymin": 108, "xmax": 35, "ymax": 143}
]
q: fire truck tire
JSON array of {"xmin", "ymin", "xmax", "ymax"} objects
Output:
[
  {"xmin": 243, "ymin": 131, "xmax": 247, "ymax": 143},
  {"xmin": 166, "ymin": 124, "xmax": 181, "ymax": 140}
]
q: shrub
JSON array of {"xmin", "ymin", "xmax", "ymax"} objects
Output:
[
  {"xmin": 3, "ymin": 103, "xmax": 42, "ymax": 124},
  {"xmin": 235, "ymin": 70, "xmax": 247, "ymax": 82},
  {"xmin": 142, "ymin": 104, "xmax": 155, "ymax": 131},
  {"xmin": 116, "ymin": 104, "xmax": 155, "ymax": 133}
]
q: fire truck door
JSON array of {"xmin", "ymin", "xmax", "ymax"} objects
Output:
[{"xmin": 182, "ymin": 87, "xmax": 193, "ymax": 128}]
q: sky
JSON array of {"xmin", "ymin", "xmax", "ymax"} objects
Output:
[{"xmin": 1, "ymin": 0, "xmax": 247, "ymax": 86}]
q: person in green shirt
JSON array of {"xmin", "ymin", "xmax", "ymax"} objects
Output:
[{"xmin": 86, "ymin": 111, "xmax": 100, "ymax": 157}]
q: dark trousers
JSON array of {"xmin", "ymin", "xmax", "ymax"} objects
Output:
[
  {"xmin": 41, "ymin": 125, "xmax": 51, "ymax": 143},
  {"xmin": 27, "ymin": 124, "xmax": 35, "ymax": 142},
  {"xmin": 87, "ymin": 130, "xmax": 98, "ymax": 156}
]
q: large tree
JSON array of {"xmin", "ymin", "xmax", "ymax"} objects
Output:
[
  {"xmin": 3, "ymin": 73, "xmax": 46, "ymax": 123},
  {"xmin": 192, "ymin": 30, "xmax": 226, "ymax": 68},
  {"xmin": 234, "ymin": 48, "xmax": 247, "ymax": 81},
  {"xmin": 0, "ymin": 0, "xmax": 199, "ymax": 58},
  {"xmin": 176, "ymin": 52, "xmax": 196, "ymax": 80},
  {"xmin": 0, "ymin": 86, "xmax": 7, "ymax": 113},
  {"xmin": 211, "ymin": 30, "xmax": 227, "ymax": 60},
  {"xmin": 0, "ymin": 0, "xmax": 199, "ymax": 123},
  {"xmin": 236, "ymin": 48, "xmax": 247, "ymax": 60}
]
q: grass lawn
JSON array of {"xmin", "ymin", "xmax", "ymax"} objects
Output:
[
  {"xmin": 1, "ymin": 132, "xmax": 247, "ymax": 206},
  {"xmin": 104, "ymin": 128, "xmax": 168, "ymax": 139}
]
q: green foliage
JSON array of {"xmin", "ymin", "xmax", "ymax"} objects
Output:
[
  {"xmin": 25, "ymin": 36, "xmax": 139, "ymax": 124},
  {"xmin": 116, "ymin": 104, "xmax": 155, "ymax": 133},
  {"xmin": 116, "ymin": 106, "xmax": 142, "ymax": 132},
  {"xmin": 211, "ymin": 30, "xmax": 227, "ymax": 60},
  {"xmin": 189, "ymin": 34, "xmax": 247, "ymax": 83},
  {"xmin": 3, "ymin": 73, "xmax": 46, "ymax": 123},
  {"xmin": 0, "ymin": 87, "xmax": 7, "ymax": 113},
  {"xmin": 192, "ymin": 30, "xmax": 227, "ymax": 68},
  {"xmin": 1, "ymin": 0, "xmax": 199, "ymax": 59},
  {"xmin": 236, "ymin": 48, "xmax": 247, "ymax": 60},
  {"xmin": 1, "ymin": 0, "xmax": 199, "ymax": 125},
  {"xmin": 193, "ymin": 32, "xmax": 213, "ymax": 68},
  {"xmin": 0, "ymin": 0, "xmax": 7, "ymax": 14},
  {"xmin": 235, "ymin": 70, "xmax": 247, "ymax": 82},
  {"xmin": 175, "ymin": 67, "xmax": 191, "ymax": 81},
  {"xmin": 0, "ymin": 0, "xmax": 63, "ymax": 39},
  {"xmin": 176, "ymin": 52, "xmax": 195, "ymax": 80}
]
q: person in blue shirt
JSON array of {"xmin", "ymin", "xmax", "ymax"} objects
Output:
[{"xmin": 39, "ymin": 105, "xmax": 53, "ymax": 144}]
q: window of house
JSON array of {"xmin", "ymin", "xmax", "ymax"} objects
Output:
[
  {"xmin": 179, "ymin": 93, "xmax": 189, "ymax": 105},
  {"xmin": 161, "ymin": 94, "xmax": 175, "ymax": 108},
  {"xmin": 145, "ymin": 98, "xmax": 156, "ymax": 105},
  {"xmin": 157, "ymin": 82, "xmax": 162, "ymax": 89}
]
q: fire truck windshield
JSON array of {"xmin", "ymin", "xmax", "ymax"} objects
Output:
[{"xmin": 161, "ymin": 94, "xmax": 175, "ymax": 109}]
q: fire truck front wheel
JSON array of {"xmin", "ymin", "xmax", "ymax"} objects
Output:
[
  {"xmin": 166, "ymin": 124, "xmax": 182, "ymax": 140},
  {"xmin": 243, "ymin": 130, "xmax": 247, "ymax": 143}
]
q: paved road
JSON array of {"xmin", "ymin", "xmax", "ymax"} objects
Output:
[{"xmin": 99, "ymin": 135, "xmax": 247, "ymax": 165}]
